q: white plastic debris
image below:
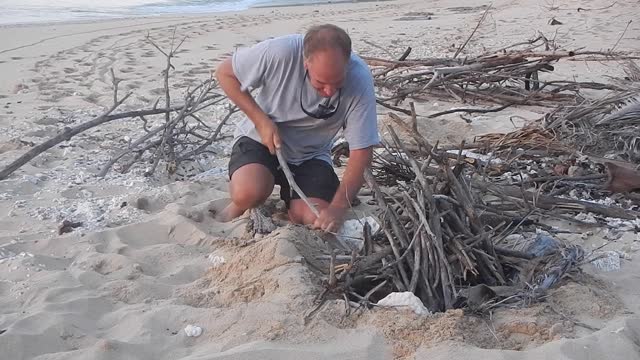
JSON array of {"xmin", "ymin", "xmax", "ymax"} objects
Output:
[
  {"xmin": 591, "ymin": 251, "xmax": 621, "ymax": 272},
  {"xmin": 575, "ymin": 213, "xmax": 598, "ymax": 224},
  {"xmin": 446, "ymin": 150, "xmax": 504, "ymax": 165},
  {"xmin": 335, "ymin": 216, "xmax": 380, "ymax": 251},
  {"xmin": 207, "ymin": 254, "xmax": 225, "ymax": 268},
  {"xmin": 606, "ymin": 218, "xmax": 640, "ymax": 231},
  {"xmin": 612, "ymin": 327, "xmax": 625, "ymax": 334},
  {"xmin": 376, "ymin": 292, "xmax": 430, "ymax": 315},
  {"xmin": 184, "ymin": 325, "xmax": 203, "ymax": 337}
]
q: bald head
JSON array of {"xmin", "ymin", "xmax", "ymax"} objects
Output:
[{"xmin": 303, "ymin": 24, "xmax": 351, "ymax": 61}]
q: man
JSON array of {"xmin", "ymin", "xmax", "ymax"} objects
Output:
[{"xmin": 214, "ymin": 23, "xmax": 379, "ymax": 233}]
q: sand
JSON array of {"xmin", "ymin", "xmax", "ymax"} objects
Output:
[{"xmin": 1, "ymin": 0, "xmax": 640, "ymax": 358}]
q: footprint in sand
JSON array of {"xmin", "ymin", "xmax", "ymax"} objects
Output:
[{"xmin": 84, "ymin": 94, "xmax": 101, "ymax": 104}]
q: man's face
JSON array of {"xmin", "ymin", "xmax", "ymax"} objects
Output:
[{"xmin": 304, "ymin": 49, "xmax": 347, "ymax": 98}]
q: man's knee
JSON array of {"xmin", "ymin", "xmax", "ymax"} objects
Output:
[
  {"xmin": 229, "ymin": 163, "xmax": 275, "ymax": 208},
  {"xmin": 230, "ymin": 186, "xmax": 268, "ymax": 209}
]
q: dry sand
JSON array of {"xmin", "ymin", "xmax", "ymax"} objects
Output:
[{"xmin": 1, "ymin": 0, "xmax": 640, "ymax": 358}]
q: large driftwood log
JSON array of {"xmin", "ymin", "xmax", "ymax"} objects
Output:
[{"xmin": 0, "ymin": 97, "xmax": 180, "ymax": 180}]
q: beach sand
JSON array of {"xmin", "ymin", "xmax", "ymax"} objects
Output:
[{"xmin": 1, "ymin": 0, "xmax": 640, "ymax": 358}]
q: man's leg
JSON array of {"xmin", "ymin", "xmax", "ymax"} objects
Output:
[
  {"xmin": 284, "ymin": 159, "xmax": 340, "ymax": 225},
  {"xmin": 217, "ymin": 137, "xmax": 279, "ymax": 222},
  {"xmin": 217, "ymin": 163, "xmax": 275, "ymax": 222}
]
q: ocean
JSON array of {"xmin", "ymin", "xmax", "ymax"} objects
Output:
[{"xmin": 0, "ymin": 0, "xmax": 335, "ymax": 25}]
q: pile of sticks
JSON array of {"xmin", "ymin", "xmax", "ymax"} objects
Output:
[
  {"xmin": 366, "ymin": 35, "xmax": 639, "ymax": 117},
  {"xmin": 364, "ymin": 123, "xmax": 510, "ymax": 312},
  {"xmin": 318, "ymin": 111, "xmax": 640, "ymax": 315},
  {"xmin": 543, "ymin": 86, "xmax": 640, "ymax": 163}
]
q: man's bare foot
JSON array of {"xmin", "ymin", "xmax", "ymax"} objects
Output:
[{"xmin": 214, "ymin": 202, "xmax": 247, "ymax": 222}]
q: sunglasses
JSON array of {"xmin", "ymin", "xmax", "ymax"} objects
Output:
[{"xmin": 299, "ymin": 70, "xmax": 342, "ymax": 119}]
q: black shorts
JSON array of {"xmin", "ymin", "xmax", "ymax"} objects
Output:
[{"xmin": 228, "ymin": 136, "xmax": 340, "ymax": 207}]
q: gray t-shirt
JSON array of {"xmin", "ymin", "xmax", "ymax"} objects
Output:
[{"xmin": 231, "ymin": 34, "xmax": 380, "ymax": 166}]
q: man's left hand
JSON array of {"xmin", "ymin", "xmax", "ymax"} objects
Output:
[{"xmin": 312, "ymin": 205, "xmax": 348, "ymax": 233}]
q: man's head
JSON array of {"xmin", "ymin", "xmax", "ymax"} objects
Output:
[{"xmin": 303, "ymin": 24, "xmax": 351, "ymax": 98}]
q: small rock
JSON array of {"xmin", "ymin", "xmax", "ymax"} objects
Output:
[
  {"xmin": 549, "ymin": 18, "xmax": 563, "ymax": 25},
  {"xmin": 136, "ymin": 197, "xmax": 150, "ymax": 211},
  {"xmin": 207, "ymin": 254, "xmax": 225, "ymax": 268},
  {"xmin": 184, "ymin": 325, "xmax": 203, "ymax": 337},
  {"xmin": 376, "ymin": 292, "xmax": 430, "ymax": 315},
  {"xmin": 58, "ymin": 219, "xmax": 83, "ymax": 235}
]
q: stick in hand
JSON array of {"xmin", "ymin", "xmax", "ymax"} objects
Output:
[{"xmin": 275, "ymin": 148, "xmax": 320, "ymax": 218}]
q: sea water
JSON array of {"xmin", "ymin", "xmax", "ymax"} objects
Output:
[{"xmin": 0, "ymin": 0, "xmax": 340, "ymax": 25}]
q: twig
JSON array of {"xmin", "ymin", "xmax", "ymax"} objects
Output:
[
  {"xmin": 398, "ymin": 47, "xmax": 412, "ymax": 61},
  {"xmin": 428, "ymin": 103, "xmax": 514, "ymax": 118},
  {"xmin": 376, "ymin": 99, "xmax": 412, "ymax": 115},
  {"xmin": 410, "ymin": 102, "xmax": 418, "ymax": 133},
  {"xmin": 577, "ymin": 2, "xmax": 617, "ymax": 12},
  {"xmin": 454, "ymin": 5, "xmax": 492, "ymax": 59},
  {"xmin": 610, "ymin": 20, "xmax": 632, "ymax": 53}
]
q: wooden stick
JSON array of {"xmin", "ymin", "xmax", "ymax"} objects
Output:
[
  {"xmin": 376, "ymin": 99, "xmax": 412, "ymax": 115},
  {"xmin": 275, "ymin": 148, "xmax": 320, "ymax": 218},
  {"xmin": 409, "ymin": 233, "xmax": 421, "ymax": 293},
  {"xmin": 428, "ymin": 103, "xmax": 514, "ymax": 118},
  {"xmin": 410, "ymin": 102, "xmax": 418, "ymax": 133},
  {"xmin": 454, "ymin": 5, "xmax": 491, "ymax": 59},
  {"xmin": 398, "ymin": 47, "xmax": 412, "ymax": 61}
]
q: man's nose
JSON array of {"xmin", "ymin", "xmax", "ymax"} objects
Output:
[{"xmin": 323, "ymin": 86, "xmax": 337, "ymax": 97}]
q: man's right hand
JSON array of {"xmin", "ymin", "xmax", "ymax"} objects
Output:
[{"xmin": 256, "ymin": 118, "xmax": 281, "ymax": 155}]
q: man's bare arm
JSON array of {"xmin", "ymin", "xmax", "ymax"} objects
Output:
[
  {"xmin": 215, "ymin": 58, "xmax": 280, "ymax": 153},
  {"xmin": 330, "ymin": 147, "xmax": 373, "ymax": 209},
  {"xmin": 312, "ymin": 146, "xmax": 373, "ymax": 231}
]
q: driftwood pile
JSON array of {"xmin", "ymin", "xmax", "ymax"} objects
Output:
[
  {"xmin": 314, "ymin": 117, "xmax": 597, "ymax": 316},
  {"xmin": 367, "ymin": 35, "xmax": 639, "ymax": 116},
  {"xmin": 312, "ymin": 35, "xmax": 640, "ymax": 316}
]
